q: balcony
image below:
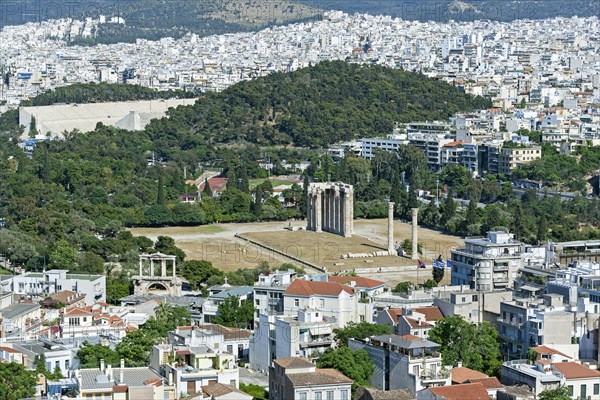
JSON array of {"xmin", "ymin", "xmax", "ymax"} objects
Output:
[
  {"xmin": 420, "ymin": 369, "xmax": 450, "ymax": 383},
  {"xmin": 497, "ymin": 317, "xmax": 523, "ymax": 328},
  {"xmin": 300, "ymin": 338, "xmax": 334, "ymax": 348},
  {"xmin": 493, "ymin": 264, "xmax": 509, "ymax": 271}
]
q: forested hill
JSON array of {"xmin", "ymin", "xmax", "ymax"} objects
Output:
[
  {"xmin": 146, "ymin": 61, "xmax": 491, "ymax": 148},
  {"xmin": 22, "ymin": 83, "xmax": 197, "ymax": 107}
]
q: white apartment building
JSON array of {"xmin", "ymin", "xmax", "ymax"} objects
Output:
[
  {"xmin": 498, "ymin": 145, "xmax": 542, "ymax": 175},
  {"xmin": 2, "ymin": 270, "xmax": 105, "ymax": 306},
  {"xmin": 451, "ymin": 231, "xmax": 525, "ymax": 291}
]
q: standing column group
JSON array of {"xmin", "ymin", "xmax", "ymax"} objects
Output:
[{"xmin": 306, "ymin": 183, "xmax": 353, "ymax": 237}]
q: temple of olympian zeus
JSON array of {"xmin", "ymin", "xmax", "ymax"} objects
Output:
[
  {"xmin": 306, "ymin": 182, "xmax": 420, "ymax": 260},
  {"xmin": 132, "ymin": 252, "xmax": 182, "ymax": 296},
  {"xmin": 306, "ymin": 182, "xmax": 354, "ymax": 237}
]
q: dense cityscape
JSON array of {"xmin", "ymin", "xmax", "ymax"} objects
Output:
[{"xmin": 0, "ymin": 2, "xmax": 599, "ymax": 400}]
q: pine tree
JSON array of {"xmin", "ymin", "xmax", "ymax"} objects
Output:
[
  {"xmin": 537, "ymin": 215, "xmax": 547, "ymax": 242},
  {"xmin": 156, "ymin": 173, "xmax": 165, "ymax": 205},
  {"xmin": 441, "ymin": 189, "xmax": 457, "ymax": 224},
  {"xmin": 512, "ymin": 203, "xmax": 525, "ymax": 239},
  {"xmin": 202, "ymin": 178, "xmax": 212, "ymax": 198},
  {"xmin": 300, "ymin": 173, "xmax": 310, "ymax": 217},
  {"xmin": 433, "ymin": 254, "xmax": 445, "ymax": 283},
  {"xmin": 253, "ymin": 186, "xmax": 264, "ymax": 217},
  {"xmin": 465, "ymin": 195, "xmax": 477, "ymax": 226},
  {"xmin": 238, "ymin": 165, "xmax": 249, "ymax": 193}
]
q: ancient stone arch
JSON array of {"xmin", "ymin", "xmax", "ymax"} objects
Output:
[{"xmin": 133, "ymin": 252, "xmax": 182, "ymax": 296}]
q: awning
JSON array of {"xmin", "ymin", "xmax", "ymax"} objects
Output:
[
  {"xmin": 309, "ymin": 326, "xmax": 333, "ymax": 335},
  {"xmin": 520, "ymin": 285, "xmax": 542, "ymax": 292}
]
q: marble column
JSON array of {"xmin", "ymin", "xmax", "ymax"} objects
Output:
[
  {"xmin": 306, "ymin": 189, "xmax": 313, "ymax": 230},
  {"xmin": 324, "ymin": 189, "xmax": 330, "ymax": 231},
  {"xmin": 150, "ymin": 259, "xmax": 154, "ymax": 276},
  {"xmin": 139, "ymin": 258, "xmax": 143, "ymax": 276},
  {"xmin": 387, "ymin": 202, "xmax": 395, "ymax": 253},
  {"xmin": 334, "ymin": 189, "xmax": 340, "ymax": 234},
  {"xmin": 412, "ymin": 208, "xmax": 419, "ymax": 260},
  {"xmin": 343, "ymin": 192, "xmax": 352, "ymax": 237},
  {"xmin": 315, "ymin": 189, "xmax": 322, "ymax": 232},
  {"xmin": 161, "ymin": 259, "xmax": 167, "ymax": 277},
  {"xmin": 173, "ymin": 259, "xmax": 176, "ymax": 277}
]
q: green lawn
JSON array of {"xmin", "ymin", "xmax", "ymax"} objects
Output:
[{"xmin": 249, "ymin": 179, "xmax": 299, "ymax": 188}]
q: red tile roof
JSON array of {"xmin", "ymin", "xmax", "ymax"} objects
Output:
[
  {"xmin": 198, "ymin": 177, "xmax": 229, "ymax": 192},
  {"xmin": 273, "ymin": 357, "xmax": 315, "ymax": 369},
  {"xmin": 201, "ymin": 382, "xmax": 251, "ymax": 398},
  {"xmin": 328, "ymin": 275, "xmax": 384, "ymax": 289},
  {"xmin": 412, "ymin": 306, "xmax": 444, "ymax": 321},
  {"xmin": 467, "ymin": 377, "xmax": 504, "ymax": 389},
  {"xmin": 553, "ymin": 362, "xmax": 600, "ymax": 379},
  {"xmin": 428, "ymin": 382, "xmax": 489, "ymax": 399},
  {"xmin": 451, "ymin": 367, "xmax": 489, "ymax": 384},
  {"xmin": 531, "ymin": 345, "xmax": 572, "ymax": 359},
  {"xmin": 63, "ymin": 307, "xmax": 93, "ymax": 317},
  {"xmin": 385, "ymin": 308, "xmax": 404, "ymax": 324},
  {"xmin": 113, "ymin": 385, "xmax": 128, "ymax": 393},
  {"xmin": 284, "ymin": 279, "xmax": 354, "ymax": 297},
  {"xmin": 403, "ymin": 316, "xmax": 433, "ymax": 328}
]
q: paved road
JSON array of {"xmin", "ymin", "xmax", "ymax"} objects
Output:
[{"xmin": 239, "ymin": 366, "xmax": 269, "ymax": 387}]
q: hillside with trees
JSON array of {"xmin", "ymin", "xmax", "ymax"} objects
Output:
[
  {"xmin": 22, "ymin": 83, "xmax": 197, "ymax": 107},
  {"xmin": 145, "ymin": 61, "xmax": 491, "ymax": 148}
]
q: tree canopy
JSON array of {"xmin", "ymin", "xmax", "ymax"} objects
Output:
[
  {"xmin": 333, "ymin": 322, "xmax": 390, "ymax": 347},
  {"xmin": 0, "ymin": 362, "xmax": 38, "ymax": 400},
  {"xmin": 428, "ymin": 315, "xmax": 502, "ymax": 377},
  {"xmin": 316, "ymin": 347, "xmax": 374, "ymax": 388}
]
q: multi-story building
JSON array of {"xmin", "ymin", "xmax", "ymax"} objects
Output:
[
  {"xmin": 152, "ymin": 344, "xmax": 238, "ymax": 398},
  {"xmin": 451, "ymin": 231, "xmax": 526, "ymax": 291},
  {"xmin": 497, "ymin": 294, "xmax": 575, "ymax": 360},
  {"xmin": 269, "ymin": 357, "xmax": 353, "ymax": 400},
  {"xmin": 498, "ymin": 145, "xmax": 542, "ymax": 175},
  {"xmin": 1, "ymin": 269, "xmax": 105, "ymax": 306},
  {"xmin": 350, "ymin": 334, "xmax": 451, "ymax": 394},
  {"xmin": 274, "ymin": 309, "xmax": 336, "ymax": 360},
  {"xmin": 78, "ymin": 359, "xmax": 168, "ymax": 400},
  {"xmin": 253, "ymin": 269, "xmax": 297, "ymax": 321},
  {"xmin": 502, "ymin": 357, "xmax": 600, "ymax": 399},
  {"xmin": 250, "ymin": 278, "xmax": 365, "ymax": 373}
]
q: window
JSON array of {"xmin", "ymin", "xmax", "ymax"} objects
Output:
[
  {"xmin": 314, "ymin": 392, "xmax": 322, "ymax": 400},
  {"xmin": 320, "ymin": 299, "xmax": 325, "ymax": 308},
  {"xmin": 581, "ymin": 384, "xmax": 586, "ymax": 399},
  {"xmin": 65, "ymin": 360, "xmax": 69, "ymax": 370},
  {"xmin": 327, "ymin": 391, "xmax": 334, "ymax": 400},
  {"xmin": 55, "ymin": 361, "xmax": 60, "ymax": 370},
  {"xmin": 341, "ymin": 390, "xmax": 348, "ymax": 400},
  {"xmin": 255, "ymin": 299, "xmax": 260, "ymax": 306},
  {"xmin": 294, "ymin": 299, "xmax": 299, "ymax": 307},
  {"xmin": 593, "ymin": 383, "xmax": 599, "ymax": 395},
  {"xmin": 413, "ymin": 365, "xmax": 419, "ymax": 376},
  {"xmin": 360, "ymin": 315, "xmax": 365, "ymax": 322},
  {"xmin": 568, "ymin": 386, "xmax": 573, "ymax": 396},
  {"xmin": 299, "ymin": 392, "xmax": 307, "ymax": 400}
]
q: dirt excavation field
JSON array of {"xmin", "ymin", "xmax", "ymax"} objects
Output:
[{"xmin": 130, "ymin": 218, "xmax": 463, "ymax": 286}]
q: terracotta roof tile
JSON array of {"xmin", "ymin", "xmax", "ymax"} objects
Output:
[
  {"xmin": 63, "ymin": 307, "xmax": 93, "ymax": 317},
  {"xmin": 531, "ymin": 345, "xmax": 572, "ymax": 359},
  {"xmin": 284, "ymin": 280, "xmax": 354, "ymax": 297},
  {"xmin": 412, "ymin": 306, "xmax": 444, "ymax": 321},
  {"xmin": 385, "ymin": 308, "xmax": 403, "ymax": 324},
  {"xmin": 113, "ymin": 385, "xmax": 128, "ymax": 393},
  {"xmin": 201, "ymin": 382, "xmax": 251, "ymax": 398},
  {"xmin": 451, "ymin": 367, "xmax": 489, "ymax": 384},
  {"xmin": 328, "ymin": 276, "xmax": 384, "ymax": 289},
  {"xmin": 553, "ymin": 362, "xmax": 600, "ymax": 379},
  {"xmin": 286, "ymin": 368, "xmax": 353, "ymax": 387},
  {"xmin": 428, "ymin": 383, "xmax": 489, "ymax": 400},
  {"xmin": 273, "ymin": 357, "xmax": 315, "ymax": 369},
  {"xmin": 403, "ymin": 317, "xmax": 433, "ymax": 328},
  {"xmin": 467, "ymin": 377, "xmax": 504, "ymax": 389}
]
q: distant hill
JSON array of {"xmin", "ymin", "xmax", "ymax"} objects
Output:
[
  {"xmin": 295, "ymin": 0, "xmax": 599, "ymax": 21},
  {"xmin": 144, "ymin": 61, "xmax": 491, "ymax": 148},
  {"xmin": 1, "ymin": 0, "xmax": 320, "ymax": 45}
]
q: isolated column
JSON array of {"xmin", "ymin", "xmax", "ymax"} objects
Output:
[
  {"xmin": 387, "ymin": 202, "xmax": 395, "ymax": 254},
  {"xmin": 411, "ymin": 208, "xmax": 419, "ymax": 260}
]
